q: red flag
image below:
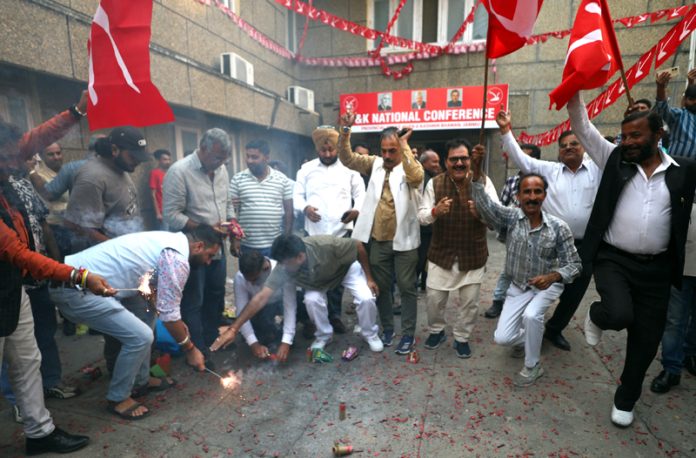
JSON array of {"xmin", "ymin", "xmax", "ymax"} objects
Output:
[
  {"xmin": 548, "ymin": 0, "xmax": 624, "ymax": 110},
  {"xmin": 87, "ymin": 0, "xmax": 174, "ymax": 130},
  {"xmin": 481, "ymin": 0, "xmax": 544, "ymax": 58}
]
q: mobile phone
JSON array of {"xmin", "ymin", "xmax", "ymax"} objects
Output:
[
  {"xmin": 397, "ymin": 128, "xmax": 408, "ymax": 137},
  {"xmin": 665, "ymin": 66, "xmax": 679, "ymax": 78},
  {"xmin": 341, "ymin": 211, "xmax": 351, "ymax": 221}
]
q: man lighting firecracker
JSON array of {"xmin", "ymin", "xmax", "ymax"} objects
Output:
[
  {"xmin": 49, "ymin": 225, "xmax": 226, "ymax": 420},
  {"xmin": 210, "ymin": 234, "xmax": 384, "ymax": 358}
]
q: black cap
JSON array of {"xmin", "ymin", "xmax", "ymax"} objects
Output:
[{"xmin": 108, "ymin": 126, "xmax": 150, "ymax": 162}]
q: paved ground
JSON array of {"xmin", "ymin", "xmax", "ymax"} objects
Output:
[{"xmin": 1, "ymin": 233, "xmax": 695, "ymax": 457}]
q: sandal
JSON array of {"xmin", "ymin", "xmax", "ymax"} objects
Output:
[
  {"xmin": 147, "ymin": 376, "xmax": 176, "ymax": 393},
  {"xmin": 106, "ymin": 400, "xmax": 150, "ymax": 421}
]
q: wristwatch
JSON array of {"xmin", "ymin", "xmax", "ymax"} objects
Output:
[
  {"xmin": 68, "ymin": 105, "xmax": 86, "ymax": 120},
  {"xmin": 342, "ymin": 126, "xmax": 350, "ymax": 134}
]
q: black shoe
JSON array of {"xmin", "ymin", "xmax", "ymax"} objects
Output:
[
  {"xmin": 544, "ymin": 331, "xmax": 571, "ymax": 351},
  {"xmin": 26, "ymin": 427, "xmax": 89, "ymax": 455},
  {"xmin": 423, "ymin": 331, "xmax": 446, "ymax": 350},
  {"xmin": 650, "ymin": 370, "xmax": 680, "ymax": 393},
  {"xmin": 684, "ymin": 355, "xmax": 696, "ymax": 376},
  {"xmin": 484, "ymin": 300, "xmax": 503, "ymax": 319}
]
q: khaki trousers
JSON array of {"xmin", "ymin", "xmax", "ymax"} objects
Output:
[{"xmin": 426, "ymin": 284, "xmax": 481, "ymax": 343}]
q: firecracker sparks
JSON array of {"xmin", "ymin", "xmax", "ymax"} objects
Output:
[
  {"xmin": 204, "ymin": 367, "xmax": 241, "ymax": 390},
  {"xmin": 138, "ymin": 271, "xmax": 153, "ymax": 296}
]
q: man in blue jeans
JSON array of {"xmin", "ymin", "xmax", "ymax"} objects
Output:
[{"xmin": 651, "ymin": 205, "xmax": 696, "ymax": 393}]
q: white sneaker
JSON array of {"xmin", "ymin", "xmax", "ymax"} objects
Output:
[
  {"xmin": 611, "ymin": 405, "xmax": 634, "ymax": 427},
  {"xmin": 310, "ymin": 336, "xmax": 332, "ymax": 350},
  {"xmin": 584, "ymin": 309, "xmax": 602, "ymax": 346},
  {"xmin": 364, "ymin": 334, "xmax": 384, "ymax": 352}
]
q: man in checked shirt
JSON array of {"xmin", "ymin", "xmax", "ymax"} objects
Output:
[{"xmin": 469, "ymin": 144, "xmax": 581, "ymax": 387}]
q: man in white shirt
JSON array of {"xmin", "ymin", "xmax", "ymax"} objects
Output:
[
  {"xmin": 568, "ymin": 92, "xmax": 696, "ymax": 427},
  {"xmin": 234, "ymin": 251, "xmax": 296, "ymax": 362},
  {"xmin": 294, "ymin": 126, "xmax": 365, "ymax": 335},
  {"xmin": 495, "ymin": 111, "xmax": 599, "ymax": 352}
]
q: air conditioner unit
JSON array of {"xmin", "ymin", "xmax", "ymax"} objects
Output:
[
  {"xmin": 287, "ymin": 86, "xmax": 315, "ymax": 112},
  {"xmin": 220, "ymin": 52, "xmax": 254, "ymax": 86}
]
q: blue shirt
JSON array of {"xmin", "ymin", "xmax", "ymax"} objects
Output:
[
  {"xmin": 655, "ymin": 99, "xmax": 696, "ymax": 159},
  {"xmin": 45, "ymin": 159, "xmax": 86, "ymax": 198}
]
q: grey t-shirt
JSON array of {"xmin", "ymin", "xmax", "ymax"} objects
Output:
[{"xmin": 64, "ymin": 156, "xmax": 142, "ymax": 238}]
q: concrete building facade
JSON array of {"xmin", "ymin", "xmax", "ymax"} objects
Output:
[{"xmin": 1, "ymin": 0, "xmax": 692, "ymax": 226}]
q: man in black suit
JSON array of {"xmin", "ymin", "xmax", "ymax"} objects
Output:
[{"xmin": 568, "ymin": 92, "xmax": 696, "ymax": 428}]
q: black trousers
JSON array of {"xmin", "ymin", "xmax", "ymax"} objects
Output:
[
  {"xmin": 590, "ymin": 245, "xmax": 671, "ymax": 411},
  {"xmin": 546, "ymin": 239, "xmax": 593, "ymax": 335}
]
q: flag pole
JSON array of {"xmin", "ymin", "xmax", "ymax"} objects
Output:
[
  {"xmin": 479, "ymin": 57, "xmax": 490, "ymax": 146},
  {"xmin": 619, "ymin": 64, "xmax": 635, "ymax": 108}
]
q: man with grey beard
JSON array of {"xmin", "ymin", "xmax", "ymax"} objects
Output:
[{"xmin": 163, "ymin": 128, "xmax": 235, "ymax": 370}]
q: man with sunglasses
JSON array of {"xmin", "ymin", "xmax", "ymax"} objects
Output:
[
  {"xmin": 495, "ymin": 110, "xmax": 599, "ymax": 352},
  {"xmin": 417, "ymin": 139, "xmax": 499, "ymax": 358}
]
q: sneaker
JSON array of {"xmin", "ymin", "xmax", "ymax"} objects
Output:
[
  {"xmin": 513, "ymin": 363, "xmax": 544, "ymax": 387},
  {"xmin": 423, "ymin": 331, "xmax": 446, "ymax": 350},
  {"xmin": 364, "ymin": 335, "xmax": 384, "ymax": 352},
  {"xmin": 44, "ymin": 385, "xmax": 81, "ymax": 400},
  {"xmin": 12, "ymin": 404, "xmax": 22, "ymax": 424},
  {"xmin": 381, "ymin": 330, "xmax": 394, "ymax": 347},
  {"xmin": 395, "ymin": 335, "xmax": 415, "ymax": 355},
  {"xmin": 611, "ymin": 405, "xmax": 634, "ymax": 427},
  {"xmin": 454, "ymin": 341, "xmax": 472, "ymax": 359},
  {"xmin": 584, "ymin": 308, "xmax": 602, "ymax": 346},
  {"xmin": 310, "ymin": 337, "xmax": 332, "ymax": 350},
  {"xmin": 511, "ymin": 345, "xmax": 525, "ymax": 359}
]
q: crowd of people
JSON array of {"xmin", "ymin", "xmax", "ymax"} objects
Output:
[{"xmin": 2, "ymin": 71, "xmax": 696, "ymax": 454}]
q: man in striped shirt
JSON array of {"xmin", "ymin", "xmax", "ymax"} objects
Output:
[
  {"xmin": 655, "ymin": 70, "xmax": 696, "ymax": 159},
  {"xmin": 229, "ymin": 140, "xmax": 294, "ymax": 257}
]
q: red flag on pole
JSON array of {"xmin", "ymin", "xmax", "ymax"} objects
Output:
[
  {"xmin": 548, "ymin": 0, "xmax": 624, "ymax": 110},
  {"xmin": 87, "ymin": 0, "xmax": 174, "ymax": 130},
  {"xmin": 481, "ymin": 0, "xmax": 545, "ymax": 58}
]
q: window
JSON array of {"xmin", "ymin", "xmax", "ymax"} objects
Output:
[
  {"xmin": 287, "ymin": 11, "xmax": 298, "ymax": 52},
  {"xmin": 175, "ymin": 124, "xmax": 201, "ymax": 161},
  {"xmin": 0, "ymin": 92, "xmax": 33, "ymax": 133},
  {"xmin": 367, "ymin": 0, "xmax": 488, "ymax": 50}
]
